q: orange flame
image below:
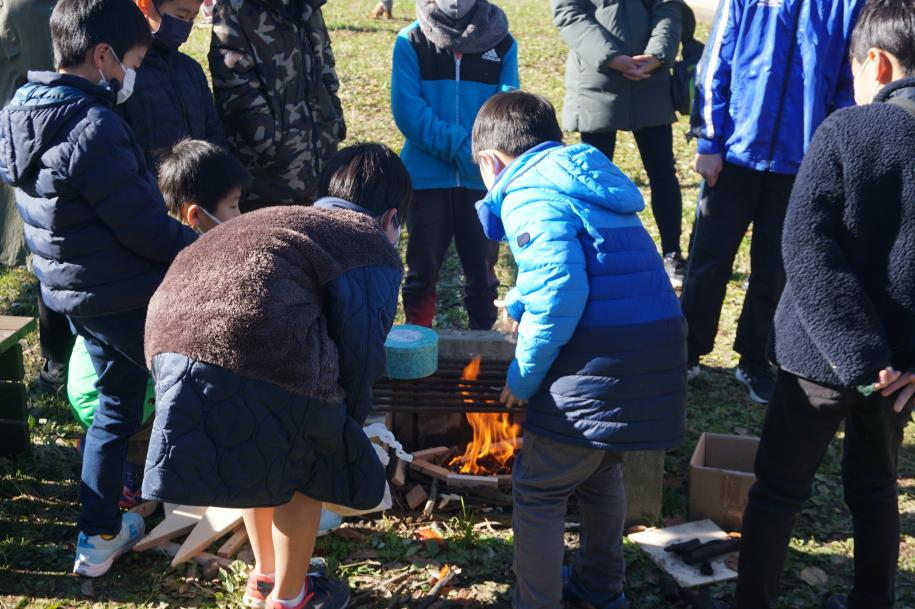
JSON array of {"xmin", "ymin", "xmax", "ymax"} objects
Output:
[{"xmin": 449, "ymin": 356, "xmax": 521, "ymax": 475}]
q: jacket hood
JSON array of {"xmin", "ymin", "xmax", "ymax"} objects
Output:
[
  {"xmin": 478, "ymin": 142, "xmax": 644, "ymax": 239},
  {"xmin": 0, "ymin": 72, "xmax": 112, "ymax": 187},
  {"xmin": 877, "ymin": 76, "xmax": 915, "ymax": 105}
]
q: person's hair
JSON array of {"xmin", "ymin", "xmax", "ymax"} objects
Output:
[
  {"xmin": 157, "ymin": 139, "xmax": 251, "ymax": 217},
  {"xmin": 850, "ymin": 0, "xmax": 915, "ymax": 76},
  {"xmin": 471, "ymin": 91, "xmax": 564, "ymax": 161},
  {"xmin": 51, "ymin": 0, "xmax": 153, "ymax": 69},
  {"xmin": 318, "ymin": 143, "xmax": 413, "ymax": 219}
]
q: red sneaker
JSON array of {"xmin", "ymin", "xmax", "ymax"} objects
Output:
[{"xmin": 243, "ymin": 572, "xmax": 276, "ymax": 609}]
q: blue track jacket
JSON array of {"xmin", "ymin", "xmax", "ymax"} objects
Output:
[
  {"xmin": 692, "ymin": 0, "xmax": 864, "ymax": 175},
  {"xmin": 391, "ymin": 22, "xmax": 518, "ymax": 191}
]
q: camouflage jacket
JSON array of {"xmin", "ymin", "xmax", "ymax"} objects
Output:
[{"xmin": 210, "ymin": 0, "xmax": 346, "ymax": 209}]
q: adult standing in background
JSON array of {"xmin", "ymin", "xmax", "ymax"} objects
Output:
[
  {"xmin": 552, "ymin": 0, "xmax": 687, "ymax": 286},
  {"xmin": 371, "ymin": 0, "xmax": 393, "ymax": 18},
  {"xmin": 0, "ymin": 0, "xmax": 77, "ymax": 393},
  {"xmin": 683, "ymin": 0, "xmax": 864, "ymax": 404},
  {"xmin": 210, "ymin": 0, "xmax": 346, "ymax": 212}
]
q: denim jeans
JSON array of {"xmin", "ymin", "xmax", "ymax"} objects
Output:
[
  {"xmin": 512, "ymin": 431, "xmax": 626, "ymax": 609},
  {"xmin": 737, "ymin": 369, "xmax": 913, "ymax": 609},
  {"xmin": 69, "ymin": 307, "xmax": 149, "ymax": 536}
]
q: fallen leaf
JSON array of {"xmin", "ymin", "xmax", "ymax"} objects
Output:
[
  {"xmin": 333, "ymin": 527, "xmax": 366, "ymax": 541},
  {"xmin": 799, "ymin": 566, "xmax": 829, "ymax": 587},
  {"xmin": 415, "ymin": 527, "xmax": 445, "ymax": 542}
]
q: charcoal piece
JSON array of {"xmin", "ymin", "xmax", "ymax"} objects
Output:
[
  {"xmin": 682, "ymin": 538, "xmax": 742, "ymax": 565},
  {"xmin": 699, "ymin": 559, "xmax": 714, "ymax": 576},
  {"xmin": 665, "ymin": 538, "xmax": 702, "ymax": 554}
]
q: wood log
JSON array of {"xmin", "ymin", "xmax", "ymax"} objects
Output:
[
  {"xmin": 134, "ymin": 504, "xmax": 208, "ymax": 552},
  {"xmin": 405, "ymin": 484, "xmax": 429, "ymax": 510},
  {"xmin": 172, "ymin": 507, "xmax": 243, "ymax": 566},
  {"xmin": 216, "ymin": 526, "xmax": 249, "ymax": 558}
]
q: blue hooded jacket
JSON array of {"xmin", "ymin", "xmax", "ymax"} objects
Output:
[
  {"xmin": 0, "ymin": 72, "xmax": 196, "ymax": 316},
  {"xmin": 478, "ymin": 142, "xmax": 686, "ymax": 450},
  {"xmin": 692, "ymin": 0, "xmax": 864, "ymax": 175}
]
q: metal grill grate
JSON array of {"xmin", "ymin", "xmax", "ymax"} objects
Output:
[{"xmin": 372, "ymin": 359, "xmax": 510, "ymax": 414}]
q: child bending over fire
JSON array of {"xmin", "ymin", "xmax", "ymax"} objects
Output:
[
  {"xmin": 472, "ymin": 91, "xmax": 687, "ymax": 609},
  {"xmin": 141, "ymin": 143, "xmax": 410, "ymax": 609}
]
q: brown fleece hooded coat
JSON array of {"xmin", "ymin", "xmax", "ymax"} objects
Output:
[{"xmin": 145, "ymin": 205, "xmax": 402, "ymax": 403}]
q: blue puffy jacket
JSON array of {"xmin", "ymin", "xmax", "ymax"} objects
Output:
[
  {"xmin": 120, "ymin": 40, "xmax": 228, "ymax": 172},
  {"xmin": 0, "ymin": 72, "xmax": 196, "ymax": 317},
  {"xmin": 477, "ymin": 142, "xmax": 686, "ymax": 450},
  {"xmin": 391, "ymin": 21, "xmax": 518, "ymax": 191},
  {"xmin": 692, "ymin": 0, "xmax": 864, "ymax": 175}
]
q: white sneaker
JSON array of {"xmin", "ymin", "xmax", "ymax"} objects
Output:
[
  {"xmin": 318, "ymin": 509, "xmax": 343, "ymax": 537},
  {"xmin": 73, "ymin": 512, "xmax": 145, "ymax": 577}
]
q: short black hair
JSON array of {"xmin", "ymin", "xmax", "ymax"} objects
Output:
[
  {"xmin": 318, "ymin": 143, "xmax": 413, "ymax": 218},
  {"xmin": 157, "ymin": 139, "xmax": 251, "ymax": 216},
  {"xmin": 851, "ymin": 0, "xmax": 915, "ymax": 76},
  {"xmin": 471, "ymin": 91, "xmax": 564, "ymax": 161},
  {"xmin": 51, "ymin": 0, "xmax": 152, "ymax": 69}
]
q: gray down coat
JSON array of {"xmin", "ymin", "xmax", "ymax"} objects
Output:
[{"xmin": 552, "ymin": 0, "xmax": 684, "ymax": 133}]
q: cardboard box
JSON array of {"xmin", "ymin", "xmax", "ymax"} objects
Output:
[{"xmin": 689, "ymin": 432, "xmax": 760, "ymax": 530}]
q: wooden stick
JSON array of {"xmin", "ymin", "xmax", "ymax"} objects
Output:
[
  {"xmin": 134, "ymin": 504, "xmax": 207, "ymax": 552},
  {"xmin": 422, "ymin": 479, "xmax": 439, "ymax": 519},
  {"xmin": 216, "ymin": 526, "xmax": 249, "ymax": 558},
  {"xmin": 154, "ymin": 541, "xmax": 234, "ymax": 569},
  {"xmin": 415, "ymin": 566, "xmax": 457, "ymax": 609},
  {"xmin": 172, "ymin": 507, "xmax": 244, "ymax": 566},
  {"xmin": 128, "ymin": 501, "xmax": 160, "ymax": 518}
]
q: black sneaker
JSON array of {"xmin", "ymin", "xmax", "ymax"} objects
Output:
[
  {"xmin": 37, "ymin": 359, "xmax": 68, "ymax": 394},
  {"xmin": 267, "ymin": 573, "xmax": 351, "ymax": 609},
  {"xmin": 735, "ymin": 362, "xmax": 775, "ymax": 404},
  {"xmin": 824, "ymin": 594, "xmax": 847, "ymax": 609},
  {"xmin": 664, "ymin": 252, "xmax": 686, "ymax": 289}
]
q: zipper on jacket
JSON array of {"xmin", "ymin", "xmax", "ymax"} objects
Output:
[
  {"xmin": 164, "ymin": 52, "xmax": 192, "ymax": 135},
  {"xmin": 765, "ymin": 0, "xmax": 804, "ymax": 169},
  {"xmin": 455, "ymin": 52, "xmax": 462, "ymax": 188}
]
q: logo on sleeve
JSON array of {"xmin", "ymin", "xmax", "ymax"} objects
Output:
[
  {"xmin": 482, "ymin": 49, "xmax": 501, "ymax": 63},
  {"xmin": 517, "ymin": 232, "xmax": 531, "ymax": 247}
]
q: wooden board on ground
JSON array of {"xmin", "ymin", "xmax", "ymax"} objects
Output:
[
  {"xmin": 172, "ymin": 507, "xmax": 243, "ymax": 566},
  {"xmin": 134, "ymin": 504, "xmax": 208, "ymax": 552},
  {"xmin": 628, "ymin": 519, "xmax": 738, "ymax": 588},
  {"xmin": 216, "ymin": 526, "xmax": 249, "ymax": 558},
  {"xmin": 0, "ymin": 315, "xmax": 36, "ymax": 354}
]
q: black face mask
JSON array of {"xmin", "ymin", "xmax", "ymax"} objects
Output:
[{"xmin": 154, "ymin": 13, "xmax": 194, "ymax": 51}]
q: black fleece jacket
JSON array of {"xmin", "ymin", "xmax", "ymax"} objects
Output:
[{"xmin": 772, "ymin": 77, "xmax": 915, "ymax": 388}]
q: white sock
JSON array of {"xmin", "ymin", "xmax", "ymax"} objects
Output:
[{"xmin": 277, "ymin": 584, "xmax": 306, "ymax": 607}]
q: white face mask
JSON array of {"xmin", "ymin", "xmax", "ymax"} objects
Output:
[
  {"xmin": 194, "ymin": 207, "xmax": 223, "ymax": 233},
  {"xmin": 98, "ymin": 48, "xmax": 136, "ymax": 105}
]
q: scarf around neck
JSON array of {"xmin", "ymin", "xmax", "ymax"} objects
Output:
[{"xmin": 416, "ymin": 0, "xmax": 509, "ymax": 54}]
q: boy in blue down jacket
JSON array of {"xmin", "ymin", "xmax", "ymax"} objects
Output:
[
  {"xmin": 392, "ymin": 0, "xmax": 518, "ymax": 331},
  {"xmin": 472, "ymin": 92, "xmax": 686, "ymax": 609},
  {"xmin": 737, "ymin": 2, "xmax": 915, "ymax": 607},
  {"xmin": 683, "ymin": 0, "xmax": 864, "ymax": 404},
  {"xmin": 0, "ymin": 0, "xmax": 197, "ymax": 578},
  {"xmin": 124, "ymin": 0, "xmax": 227, "ymax": 170}
]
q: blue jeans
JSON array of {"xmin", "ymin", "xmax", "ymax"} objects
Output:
[{"xmin": 69, "ymin": 308, "xmax": 149, "ymax": 536}]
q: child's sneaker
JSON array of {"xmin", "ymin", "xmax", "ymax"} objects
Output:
[
  {"xmin": 73, "ymin": 512, "xmax": 145, "ymax": 577},
  {"xmin": 268, "ymin": 573, "xmax": 351, "ymax": 609},
  {"xmin": 562, "ymin": 566, "xmax": 628, "ymax": 609},
  {"xmin": 243, "ymin": 572, "xmax": 275, "ymax": 609},
  {"xmin": 318, "ymin": 509, "xmax": 343, "ymax": 537}
]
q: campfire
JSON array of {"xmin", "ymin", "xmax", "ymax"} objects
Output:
[{"xmin": 448, "ymin": 357, "xmax": 521, "ymax": 476}]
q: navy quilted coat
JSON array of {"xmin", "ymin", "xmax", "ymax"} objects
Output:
[
  {"xmin": 477, "ymin": 142, "xmax": 686, "ymax": 450},
  {"xmin": 120, "ymin": 40, "xmax": 228, "ymax": 171},
  {"xmin": 142, "ymin": 204, "xmax": 402, "ymax": 509},
  {"xmin": 0, "ymin": 72, "xmax": 197, "ymax": 316}
]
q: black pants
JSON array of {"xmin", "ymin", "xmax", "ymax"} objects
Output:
[
  {"xmin": 679, "ymin": 162, "xmax": 795, "ymax": 366},
  {"xmin": 581, "ymin": 125, "xmax": 683, "ymax": 255},
  {"xmin": 402, "ymin": 188, "xmax": 499, "ymax": 330},
  {"xmin": 37, "ymin": 291, "xmax": 75, "ymax": 365},
  {"xmin": 737, "ymin": 369, "xmax": 912, "ymax": 609}
]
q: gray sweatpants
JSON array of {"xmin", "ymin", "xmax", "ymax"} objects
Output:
[{"xmin": 512, "ymin": 431, "xmax": 626, "ymax": 609}]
